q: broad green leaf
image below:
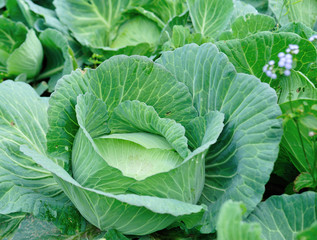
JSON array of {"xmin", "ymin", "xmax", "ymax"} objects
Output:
[
  {"xmin": 22, "ymin": 146, "xmax": 206, "ymax": 235},
  {"xmin": 187, "ymin": 0, "xmax": 234, "ymax": 38},
  {"xmin": 110, "ymin": 16, "xmax": 160, "ymax": 49},
  {"xmin": 0, "ymin": 0, "xmax": 5, "ymax": 8},
  {"xmin": 156, "ymin": 43, "xmax": 283, "ymax": 232},
  {"xmin": 0, "ymin": 80, "xmax": 59, "ymax": 201},
  {"xmin": 247, "ymin": 192, "xmax": 317, "ymax": 240},
  {"xmin": 0, "ymin": 213, "xmax": 26, "ymax": 239},
  {"xmin": 219, "ymin": 14, "xmax": 276, "ymax": 40},
  {"xmin": 270, "ymin": 0, "xmax": 317, "ymax": 28},
  {"xmin": 0, "ymin": 81, "xmax": 82, "ymax": 234},
  {"xmin": 217, "ymin": 201, "xmax": 264, "ymax": 240},
  {"xmin": 216, "ymin": 32, "xmax": 317, "ymax": 87},
  {"xmin": 39, "ymin": 28, "xmax": 76, "ymax": 91},
  {"xmin": 278, "ymin": 71, "xmax": 317, "ymax": 104},
  {"xmin": 296, "ymin": 221, "xmax": 317, "ymax": 240},
  {"xmin": 280, "ymin": 99, "xmax": 317, "ymax": 173},
  {"xmin": 294, "ymin": 172, "xmax": 317, "ymax": 192},
  {"xmin": 47, "ymin": 56, "xmax": 197, "ymax": 162},
  {"xmin": 7, "ymin": 29, "xmax": 43, "ymax": 78},
  {"xmin": 109, "ymin": 100, "xmax": 190, "ymax": 158}
]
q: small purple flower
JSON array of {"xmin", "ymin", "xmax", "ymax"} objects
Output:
[
  {"xmin": 278, "ymin": 52, "xmax": 285, "ymax": 58},
  {"xmin": 285, "ymin": 63, "xmax": 292, "ymax": 70},
  {"xmin": 285, "ymin": 54, "xmax": 292, "ymax": 59},
  {"xmin": 262, "ymin": 64, "xmax": 268, "ymax": 72},
  {"xmin": 285, "ymin": 58, "xmax": 292, "ymax": 64},
  {"xmin": 284, "ymin": 69, "xmax": 291, "ymax": 76},
  {"xmin": 266, "ymin": 70, "xmax": 272, "ymax": 77},
  {"xmin": 278, "ymin": 60, "xmax": 285, "ymax": 67}
]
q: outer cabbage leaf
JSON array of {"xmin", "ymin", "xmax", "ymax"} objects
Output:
[
  {"xmin": 247, "ymin": 192, "xmax": 317, "ymax": 240},
  {"xmin": 22, "ymin": 145, "xmax": 207, "ymax": 235},
  {"xmin": 0, "ymin": 81, "xmax": 83, "ymax": 236},
  {"xmin": 156, "ymin": 43, "xmax": 283, "ymax": 231}
]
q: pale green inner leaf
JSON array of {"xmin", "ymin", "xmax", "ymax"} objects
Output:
[
  {"xmin": 98, "ymin": 132, "xmax": 173, "ymax": 150},
  {"xmin": 94, "ymin": 134, "xmax": 183, "ymax": 180}
]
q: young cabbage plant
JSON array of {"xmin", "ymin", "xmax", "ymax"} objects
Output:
[{"xmin": 21, "ymin": 43, "xmax": 282, "ymax": 235}]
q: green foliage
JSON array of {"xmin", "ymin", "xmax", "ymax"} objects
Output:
[{"xmin": 0, "ymin": 0, "xmax": 316, "ymax": 238}]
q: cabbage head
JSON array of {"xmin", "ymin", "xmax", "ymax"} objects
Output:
[{"xmin": 21, "ymin": 43, "xmax": 282, "ymax": 235}]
